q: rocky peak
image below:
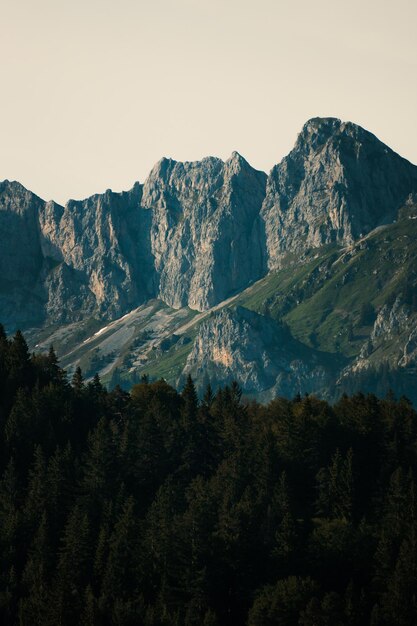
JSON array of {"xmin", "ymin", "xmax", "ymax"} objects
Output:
[
  {"xmin": 145, "ymin": 154, "xmax": 267, "ymax": 311},
  {"xmin": 0, "ymin": 180, "xmax": 45, "ymax": 277},
  {"xmin": 142, "ymin": 156, "xmax": 224, "ymax": 210},
  {"xmin": 262, "ymin": 117, "xmax": 417, "ymax": 269},
  {"xmin": 1, "ymin": 116, "xmax": 417, "ymax": 330},
  {"xmin": 295, "ymin": 117, "xmax": 344, "ymax": 153},
  {"xmin": 0, "ymin": 180, "xmax": 43, "ymax": 215},
  {"xmin": 224, "ymin": 151, "xmax": 251, "ymax": 174}
]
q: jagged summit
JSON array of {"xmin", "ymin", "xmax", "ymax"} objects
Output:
[
  {"xmin": 294, "ymin": 116, "xmax": 401, "ymax": 159},
  {"xmin": 296, "ymin": 116, "xmax": 343, "ymax": 149},
  {"xmin": 0, "ymin": 179, "xmax": 41, "ymax": 201},
  {"xmin": 262, "ymin": 116, "xmax": 417, "ymax": 268},
  {"xmin": 1, "ymin": 117, "xmax": 417, "ymax": 329},
  {"xmin": 144, "ymin": 152, "xmax": 262, "ymax": 195},
  {"xmin": 0, "ymin": 179, "xmax": 26, "ymax": 190},
  {"xmin": 226, "ymin": 150, "xmax": 250, "ymax": 166},
  {"xmin": 2, "ymin": 116, "xmax": 417, "ymax": 403}
]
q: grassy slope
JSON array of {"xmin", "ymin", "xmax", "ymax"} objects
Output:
[
  {"xmin": 27, "ymin": 217, "xmax": 417, "ymax": 391},
  {"xmin": 233, "ymin": 218, "xmax": 417, "ymax": 361},
  {"xmin": 130, "ymin": 217, "xmax": 417, "ymax": 387}
]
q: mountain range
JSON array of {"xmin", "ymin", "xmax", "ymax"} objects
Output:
[{"xmin": 2, "ymin": 117, "xmax": 417, "ymax": 401}]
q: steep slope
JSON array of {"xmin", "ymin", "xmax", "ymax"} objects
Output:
[
  {"xmin": 182, "ymin": 306, "xmax": 334, "ymax": 397},
  {"xmin": 2, "ymin": 117, "xmax": 417, "ymax": 401},
  {"xmin": 0, "ymin": 153, "xmax": 267, "ymax": 328},
  {"xmin": 70, "ymin": 200, "xmax": 417, "ymax": 399},
  {"xmin": 2, "ymin": 117, "xmax": 417, "ymax": 330},
  {"xmin": 39, "ymin": 183, "xmax": 155, "ymax": 322},
  {"xmin": 261, "ymin": 117, "xmax": 417, "ymax": 268},
  {"xmin": 143, "ymin": 152, "xmax": 267, "ymax": 310},
  {"xmin": 0, "ymin": 181, "xmax": 46, "ymax": 327},
  {"xmin": 23, "ymin": 202, "xmax": 417, "ymax": 401}
]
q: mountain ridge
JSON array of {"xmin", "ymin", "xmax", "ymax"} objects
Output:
[{"xmin": 2, "ymin": 117, "xmax": 417, "ymax": 401}]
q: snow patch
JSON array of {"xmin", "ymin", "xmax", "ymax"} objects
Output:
[{"xmin": 94, "ymin": 325, "xmax": 109, "ymax": 337}]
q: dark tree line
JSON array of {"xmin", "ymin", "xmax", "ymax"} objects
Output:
[{"xmin": 1, "ymin": 325, "xmax": 417, "ymax": 624}]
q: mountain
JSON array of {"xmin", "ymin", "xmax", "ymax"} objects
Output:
[
  {"xmin": 262, "ymin": 117, "xmax": 417, "ymax": 268},
  {"xmin": 143, "ymin": 153, "xmax": 267, "ymax": 310},
  {"xmin": 2, "ymin": 117, "xmax": 417, "ymax": 401},
  {"xmin": 182, "ymin": 306, "xmax": 335, "ymax": 398}
]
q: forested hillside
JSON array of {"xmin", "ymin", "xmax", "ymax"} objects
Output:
[{"xmin": 1, "ymin": 327, "xmax": 417, "ymax": 625}]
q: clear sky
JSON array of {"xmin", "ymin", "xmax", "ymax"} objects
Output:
[{"xmin": 1, "ymin": 0, "xmax": 416, "ymax": 204}]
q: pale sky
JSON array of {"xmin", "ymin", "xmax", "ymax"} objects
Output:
[{"xmin": 1, "ymin": 0, "xmax": 416, "ymax": 204}]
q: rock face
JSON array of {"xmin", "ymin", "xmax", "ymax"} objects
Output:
[
  {"xmin": 1, "ymin": 117, "xmax": 417, "ymax": 331},
  {"xmin": 1, "ymin": 154, "xmax": 268, "ymax": 327},
  {"xmin": 0, "ymin": 181, "xmax": 46, "ymax": 327},
  {"xmin": 341, "ymin": 297, "xmax": 417, "ymax": 378},
  {"xmin": 39, "ymin": 184, "xmax": 156, "ymax": 322},
  {"xmin": 261, "ymin": 117, "xmax": 417, "ymax": 268},
  {"xmin": 182, "ymin": 306, "xmax": 330, "ymax": 397},
  {"xmin": 144, "ymin": 153, "xmax": 267, "ymax": 310},
  {"xmin": 370, "ymin": 298, "xmax": 410, "ymax": 343}
]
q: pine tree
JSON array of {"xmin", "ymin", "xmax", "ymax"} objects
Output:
[
  {"xmin": 50, "ymin": 506, "xmax": 91, "ymax": 625},
  {"xmin": 0, "ymin": 323, "xmax": 9, "ymax": 427},
  {"xmin": 0, "ymin": 458, "xmax": 21, "ymax": 602},
  {"xmin": 45, "ymin": 443, "xmax": 74, "ymax": 538},
  {"xmin": 316, "ymin": 449, "xmax": 354, "ymax": 521},
  {"xmin": 47, "ymin": 345, "xmax": 66, "ymax": 385},
  {"xmin": 181, "ymin": 375, "xmax": 207, "ymax": 475},
  {"xmin": 181, "ymin": 375, "xmax": 198, "ymax": 429},
  {"xmin": 202, "ymin": 383, "xmax": 214, "ymax": 409},
  {"xmin": 23, "ymin": 445, "xmax": 47, "ymax": 532},
  {"xmin": 88, "ymin": 373, "xmax": 104, "ymax": 397},
  {"xmin": 4, "ymin": 388, "xmax": 35, "ymax": 461},
  {"xmin": 100, "ymin": 496, "xmax": 139, "ymax": 612},
  {"xmin": 272, "ymin": 472, "xmax": 298, "ymax": 564},
  {"xmin": 71, "ymin": 366, "xmax": 84, "ymax": 391},
  {"xmin": 7, "ymin": 329, "xmax": 32, "ymax": 392},
  {"xmin": 19, "ymin": 512, "xmax": 51, "ymax": 626},
  {"xmin": 82, "ymin": 417, "xmax": 117, "ymax": 520},
  {"xmin": 143, "ymin": 479, "xmax": 180, "ymax": 610},
  {"xmin": 80, "ymin": 585, "xmax": 99, "ymax": 626}
]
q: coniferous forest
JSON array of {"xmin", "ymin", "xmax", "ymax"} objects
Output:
[{"xmin": 2, "ymin": 327, "xmax": 417, "ymax": 625}]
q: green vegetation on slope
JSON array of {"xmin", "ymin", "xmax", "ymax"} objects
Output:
[{"xmin": 237, "ymin": 218, "xmax": 417, "ymax": 359}]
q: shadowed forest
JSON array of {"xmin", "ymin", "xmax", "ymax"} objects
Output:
[{"xmin": 1, "ymin": 327, "xmax": 417, "ymax": 625}]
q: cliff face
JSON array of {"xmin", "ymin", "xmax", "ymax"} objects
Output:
[
  {"xmin": 342, "ymin": 297, "xmax": 417, "ymax": 377},
  {"xmin": 144, "ymin": 153, "xmax": 267, "ymax": 310},
  {"xmin": 0, "ymin": 181, "xmax": 44, "ymax": 279},
  {"xmin": 261, "ymin": 117, "xmax": 417, "ymax": 268},
  {"xmin": 182, "ymin": 306, "xmax": 331, "ymax": 397},
  {"xmin": 1, "ymin": 117, "xmax": 417, "ymax": 332},
  {"xmin": 1, "ymin": 153, "xmax": 268, "ymax": 327},
  {"xmin": 38, "ymin": 183, "xmax": 156, "ymax": 322},
  {"xmin": 0, "ymin": 181, "xmax": 46, "ymax": 326}
]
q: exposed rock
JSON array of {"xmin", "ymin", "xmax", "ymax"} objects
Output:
[
  {"xmin": 400, "ymin": 327, "xmax": 417, "ymax": 367},
  {"xmin": 398, "ymin": 192, "xmax": 417, "ymax": 220},
  {"xmin": 144, "ymin": 153, "xmax": 267, "ymax": 310},
  {"xmin": 0, "ymin": 181, "xmax": 46, "ymax": 326},
  {"xmin": 39, "ymin": 183, "xmax": 156, "ymax": 320},
  {"xmin": 44, "ymin": 263, "xmax": 96, "ymax": 323},
  {"xmin": 261, "ymin": 117, "xmax": 417, "ymax": 269},
  {"xmin": 182, "ymin": 306, "xmax": 331, "ymax": 396},
  {"xmin": 341, "ymin": 298, "xmax": 417, "ymax": 377},
  {"xmin": 370, "ymin": 298, "xmax": 409, "ymax": 342},
  {"xmin": 0, "ymin": 181, "xmax": 44, "ymax": 283},
  {"xmin": 1, "ymin": 117, "xmax": 417, "ymax": 339}
]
